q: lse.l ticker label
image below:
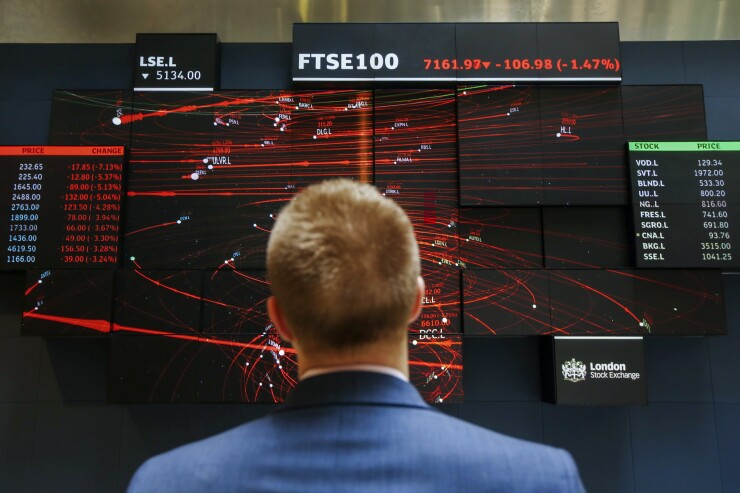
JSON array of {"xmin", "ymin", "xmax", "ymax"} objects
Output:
[{"xmin": 134, "ymin": 33, "xmax": 218, "ymax": 91}]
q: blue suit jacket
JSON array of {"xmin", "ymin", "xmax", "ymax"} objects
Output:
[{"xmin": 127, "ymin": 371, "xmax": 586, "ymax": 492}]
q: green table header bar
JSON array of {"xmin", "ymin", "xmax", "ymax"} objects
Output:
[{"xmin": 628, "ymin": 142, "xmax": 740, "ymax": 152}]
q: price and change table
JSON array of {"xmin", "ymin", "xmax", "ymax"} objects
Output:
[
  {"xmin": 0, "ymin": 146, "xmax": 124, "ymax": 269},
  {"xmin": 629, "ymin": 141, "xmax": 740, "ymax": 268}
]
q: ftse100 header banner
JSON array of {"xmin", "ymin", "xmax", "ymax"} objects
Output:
[{"xmin": 292, "ymin": 23, "xmax": 621, "ymax": 84}]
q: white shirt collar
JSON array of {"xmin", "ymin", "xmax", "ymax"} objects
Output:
[{"xmin": 301, "ymin": 364, "xmax": 409, "ymax": 382}]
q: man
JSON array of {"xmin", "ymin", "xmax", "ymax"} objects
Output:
[{"xmin": 128, "ymin": 179, "xmax": 586, "ymax": 492}]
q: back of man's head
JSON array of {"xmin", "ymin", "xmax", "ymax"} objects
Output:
[{"xmin": 266, "ymin": 179, "xmax": 420, "ymax": 353}]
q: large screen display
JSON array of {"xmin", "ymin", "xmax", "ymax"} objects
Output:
[{"xmin": 15, "ymin": 87, "xmax": 730, "ymax": 404}]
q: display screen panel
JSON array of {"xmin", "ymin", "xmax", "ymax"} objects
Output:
[
  {"xmin": 463, "ymin": 269, "xmax": 551, "ymax": 335},
  {"xmin": 459, "ymin": 208, "xmax": 543, "ymax": 269},
  {"xmin": 408, "ymin": 333, "xmax": 463, "ymax": 404},
  {"xmin": 458, "ymin": 85, "xmax": 543, "ymax": 206},
  {"xmin": 197, "ymin": 330, "xmax": 297, "ymax": 403},
  {"xmin": 543, "ymin": 207, "xmax": 631, "ymax": 268},
  {"xmin": 49, "ymin": 90, "xmax": 133, "ymax": 146},
  {"xmin": 22, "ymin": 268, "xmax": 114, "ymax": 336},
  {"xmin": 634, "ymin": 269, "xmax": 726, "ymax": 335},
  {"xmin": 113, "ymin": 269, "xmax": 203, "ymax": 336},
  {"xmin": 539, "ymin": 86, "xmax": 626, "ymax": 205},
  {"xmin": 621, "ymin": 85, "xmax": 706, "ymax": 142},
  {"xmin": 548, "ymin": 270, "xmax": 641, "ymax": 335},
  {"xmin": 201, "ymin": 269, "xmax": 271, "ymax": 335}
]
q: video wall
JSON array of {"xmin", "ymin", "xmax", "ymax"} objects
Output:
[{"xmin": 15, "ymin": 84, "xmax": 727, "ymax": 403}]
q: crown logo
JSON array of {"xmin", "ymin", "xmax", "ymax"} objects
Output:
[{"xmin": 562, "ymin": 358, "xmax": 587, "ymax": 383}]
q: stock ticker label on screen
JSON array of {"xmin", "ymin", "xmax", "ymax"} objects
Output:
[
  {"xmin": 0, "ymin": 146, "xmax": 124, "ymax": 269},
  {"xmin": 292, "ymin": 23, "xmax": 621, "ymax": 83},
  {"xmin": 134, "ymin": 33, "xmax": 219, "ymax": 91},
  {"xmin": 628, "ymin": 141, "xmax": 740, "ymax": 268}
]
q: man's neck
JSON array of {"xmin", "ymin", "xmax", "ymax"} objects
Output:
[
  {"xmin": 301, "ymin": 364, "xmax": 409, "ymax": 382},
  {"xmin": 295, "ymin": 339, "xmax": 409, "ymax": 381}
]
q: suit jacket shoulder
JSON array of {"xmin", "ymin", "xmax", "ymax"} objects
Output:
[{"xmin": 127, "ymin": 372, "xmax": 585, "ymax": 493}]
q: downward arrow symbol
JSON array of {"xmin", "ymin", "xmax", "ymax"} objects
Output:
[
  {"xmin": 142, "ymin": 73, "xmax": 149, "ymax": 79},
  {"xmin": 482, "ymin": 62, "xmax": 491, "ymax": 69}
]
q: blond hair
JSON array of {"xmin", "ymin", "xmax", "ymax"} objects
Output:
[{"xmin": 266, "ymin": 179, "xmax": 420, "ymax": 351}]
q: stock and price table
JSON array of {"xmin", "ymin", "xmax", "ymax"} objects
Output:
[
  {"xmin": 629, "ymin": 142, "xmax": 740, "ymax": 268},
  {"xmin": 0, "ymin": 146, "xmax": 124, "ymax": 268}
]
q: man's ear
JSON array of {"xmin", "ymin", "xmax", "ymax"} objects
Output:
[
  {"xmin": 408, "ymin": 276, "xmax": 425, "ymax": 324},
  {"xmin": 267, "ymin": 296, "xmax": 293, "ymax": 343}
]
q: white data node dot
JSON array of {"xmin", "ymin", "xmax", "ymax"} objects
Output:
[
  {"xmin": 230, "ymin": 258, "xmax": 234, "ymax": 262},
  {"xmin": 202, "ymin": 158, "xmax": 208, "ymax": 164},
  {"xmin": 176, "ymin": 220, "xmax": 182, "ymax": 224},
  {"xmin": 38, "ymin": 280, "xmax": 43, "ymax": 284},
  {"xmin": 312, "ymin": 135, "xmax": 317, "ymax": 139},
  {"xmin": 213, "ymin": 121, "xmax": 218, "ymax": 126},
  {"xmin": 279, "ymin": 365, "xmax": 282, "ymax": 370},
  {"xmin": 532, "ymin": 304, "xmax": 537, "ymax": 309},
  {"xmin": 442, "ymin": 317, "xmax": 448, "ymax": 323},
  {"xmin": 412, "ymin": 340, "xmax": 418, "ymax": 345},
  {"xmin": 261, "ymin": 143, "xmax": 265, "ymax": 147},
  {"xmin": 295, "ymin": 106, "xmax": 299, "ymax": 110},
  {"xmin": 556, "ymin": 133, "xmax": 561, "ymax": 138},
  {"xmin": 273, "ymin": 123, "xmax": 277, "ymax": 127},
  {"xmin": 462, "ymin": 91, "xmax": 467, "ymax": 95},
  {"xmin": 224, "ymin": 260, "xmax": 229, "ymax": 264},
  {"xmin": 253, "ymin": 223, "xmax": 257, "ymax": 227},
  {"xmin": 130, "ymin": 256, "xmax": 136, "ymax": 261},
  {"xmin": 190, "ymin": 172, "xmax": 199, "ymax": 181},
  {"xmin": 269, "ymin": 214, "xmax": 274, "ymax": 218},
  {"xmin": 279, "ymin": 349, "xmax": 285, "ymax": 356},
  {"xmin": 208, "ymin": 165, "xmax": 213, "ymax": 170},
  {"xmin": 507, "ymin": 113, "xmax": 510, "ymax": 116},
  {"xmin": 269, "ymin": 384, "xmax": 273, "ymax": 388},
  {"xmin": 274, "ymin": 117, "xmax": 280, "ymax": 123},
  {"xmin": 226, "ymin": 123, "xmax": 230, "ymax": 126},
  {"xmin": 639, "ymin": 322, "xmax": 644, "ymax": 326},
  {"xmin": 280, "ymin": 127, "xmax": 285, "ymax": 132},
  {"xmin": 259, "ymin": 382, "xmax": 263, "ymax": 386},
  {"xmin": 112, "ymin": 117, "xmax": 122, "ymax": 126},
  {"xmin": 434, "ymin": 375, "xmax": 438, "ymax": 379}
]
